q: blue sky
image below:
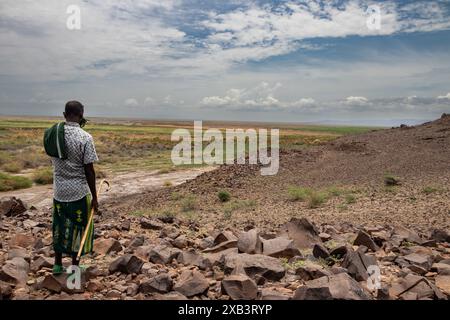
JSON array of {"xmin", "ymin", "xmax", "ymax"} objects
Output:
[{"xmin": 0, "ymin": 0, "xmax": 450, "ymax": 125}]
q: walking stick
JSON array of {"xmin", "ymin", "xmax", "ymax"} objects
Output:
[{"xmin": 76, "ymin": 179, "xmax": 109, "ymax": 261}]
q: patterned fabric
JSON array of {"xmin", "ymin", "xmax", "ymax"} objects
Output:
[
  {"xmin": 52, "ymin": 195, "xmax": 94, "ymax": 256},
  {"xmin": 51, "ymin": 122, "xmax": 98, "ymax": 202}
]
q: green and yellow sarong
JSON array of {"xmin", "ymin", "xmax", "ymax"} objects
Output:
[{"xmin": 52, "ymin": 195, "xmax": 94, "ymax": 256}]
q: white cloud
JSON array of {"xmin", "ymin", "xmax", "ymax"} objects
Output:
[
  {"xmin": 437, "ymin": 93, "xmax": 450, "ymax": 100},
  {"xmin": 344, "ymin": 96, "xmax": 369, "ymax": 106},
  {"xmin": 124, "ymin": 98, "xmax": 139, "ymax": 107}
]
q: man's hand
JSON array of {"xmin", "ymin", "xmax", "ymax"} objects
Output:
[{"xmin": 91, "ymin": 197, "xmax": 99, "ymax": 213}]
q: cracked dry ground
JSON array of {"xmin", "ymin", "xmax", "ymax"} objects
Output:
[{"xmin": 0, "ymin": 115, "xmax": 449, "ymax": 300}]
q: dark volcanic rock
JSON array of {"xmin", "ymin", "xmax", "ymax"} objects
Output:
[
  {"xmin": 341, "ymin": 247, "xmax": 378, "ymax": 281},
  {"xmin": 354, "ymin": 230, "xmax": 379, "ymax": 252},
  {"xmin": 293, "ymin": 273, "xmax": 372, "ymax": 300},
  {"xmin": 279, "ymin": 218, "xmax": 321, "ymax": 249},
  {"xmin": 221, "ymin": 274, "xmax": 258, "ymax": 300},
  {"xmin": 0, "ymin": 197, "xmax": 27, "ymax": 217},
  {"xmin": 262, "ymin": 237, "xmax": 300, "ymax": 258},
  {"xmin": 173, "ymin": 270, "xmax": 209, "ymax": 297},
  {"xmin": 223, "ymin": 253, "xmax": 285, "ymax": 281},
  {"xmin": 109, "ymin": 254, "xmax": 144, "ymax": 274},
  {"xmin": 139, "ymin": 273, "xmax": 173, "ymax": 294},
  {"xmin": 237, "ymin": 229, "xmax": 262, "ymax": 254}
]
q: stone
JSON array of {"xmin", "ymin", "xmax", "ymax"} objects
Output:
[
  {"xmin": 109, "ymin": 254, "xmax": 144, "ymax": 274},
  {"xmin": 237, "ymin": 229, "xmax": 262, "ymax": 254},
  {"xmin": 214, "ymin": 231, "xmax": 237, "ymax": 246},
  {"xmin": 389, "ymin": 274, "xmax": 446, "ymax": 300},
  {"xmin": 148, "ymin": 245, "xmax": 181, "ymax": 265},
  {"xmin": 312, "ymin": 243, "xmax": 330, "ymax": 260},
  {"xmin": 152, "ymin": 291, "xmax": 187, "ymax": 300},
  {"xmin": 295, "ymin": 262, "xmax": 332, "ymax": 281},
  {"xmin": 223, "ymin": 253, "xmax": 285, "ymax": 281},
  {"xmin": 174, "ymin": 270, "xmax": 209, "ymax": 297},
  {"xmin": 221, "ymin": 274, "xmax": 258, "ymax": 300},
  {"xmin": 177, "ymin": 251, "xmax": 210, "ymax": 270},
  {"xmin": 354, "ymin": 230, "xmax": 379, "ymax": 251},
  {"xmin": 8, "ymin": 233, "xmax": 35, "ymax": 248},
  {"xmin": 95, "ymin": 238, "xmax": 123, "ymax": 255},
  {"xmin": 172, "ymin": 235, "xmax": 188, "ymax": 249},
  {"xmin": 0, "ymin": 197, "xmax": 27, "ymax": 217},
  {"xmin": 86, "ymin": 279, "xmax": 103, "ymax": 292},
  {"xmin": 203, "ymin": 240, "xmax": 237, "ymax": 253},
  {"xmin": 0, "ymin": 281, "xmax": 12, "ymax": 300},
  {"xmin": 430, "ymin": 229, "xmax": 450, "ymax": 243},
  {"xmin": 319, "ymin": 233, "xmax": 331, "ymax": 242},
  {"xmin": 40, "ymin": 273, "xmax": 85, "ymax": 294},
  {"xmin": 259, "ymin": 288, "xmax": 291, "ymax": 300},
  {"xmin": 0, "ymin": 257, "xmax": 29, "ymax": 286},
  {"xmin": 261, "ymin": 237, "xmax": 300, "ymax": 258},
  {"xmin": 203, "ymin": 248, "xmax": 238, "ymax": 268},
  {"xmin": 139, "ymin": 273, "xmax": 173, "ymax": 294},
  {"xmin": 127, "ymin": 235, "xmax": 145, "ymax": 251},
  {"xmin": 120, "ymin": 220, "xmax": 131, "ymax": 231},
  {"xmin": 31, "ymin": 256, "xmax": 53, "ymax": 272},
  {"xmin": 135, "ymin": 245, "xmax": 153, "ymax": 260},
  {"xmin": 431, "ymin": 263, "xmax": 450, "ymax": 275},
  {"xmin": 435, "ymin": 275, "xmax": 450, "ymax": 295},
  {"xmin": 341, "ymin": 247, "xmax": 378, "ymax": 281},
  {"xmin": 279, "ymin": 218, "xmax": 321, "ymax": 249},
  {"xmin": 7, "ymin": 248, "xmax": 30, "ymax": 262},
  {"xmin": 140, "ymin": 218, "xmax": 164, "ymax": 230},
  {"xmin": 329, "ymin": 245, "xmax": 350, "ymax": 259},
  {"xmin": 403, "ymin": 253, "xmax": 433, "ymax": 270},
  {"xmin": 198, "ymin": 236, "xmax": 214, "ymax": 249},
  {"xmin": 392, "ymin": 226, "xmax": 422, "ymax": 244},
  {"xmin": 293, "ymin": 273, "xmax": 372, "ymax": 300}
]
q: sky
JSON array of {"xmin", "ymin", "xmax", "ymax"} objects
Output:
[{"xmin": 0, "ymin": 0, "xmax": 450, "ymax": 126}]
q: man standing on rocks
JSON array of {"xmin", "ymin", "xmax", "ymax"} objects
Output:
[{"xmin": 44, "ymin": 101, "xmax": 99, "ymax": 274}]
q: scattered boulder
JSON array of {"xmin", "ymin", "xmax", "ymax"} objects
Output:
[
  {"xmin": 0, "ymin": 197, "xmax": 27, "ymax": 217},
  {"xmin": 126, "ymin": 235, "xmax": 145, "ymax": 251},
  {"xmin": 430, "ymin": 229, "xmax": 450, "ymax": 243},
  {"xmin": 392, "ymin": 226, "xmax": 422, "ymax": 244},
  {"xmin": 224, "ymin": 253, "xmax": 285, "ymax": 281},
  {"xmin": 354, "ymin": 230, "xmax": 379, "ymax": 251},
  {"xmin": 148, "ymin": 245, "xmax": 181, "ymax": 265},
  {"xmin": 431, "ymin": 263, "xmax": 450, "ymax": 275},
  {"xmin": 213, "ymin": 231, "xmax": 237, "ymax": 246},
  {"xmin": 293, "ymin": 273, "xmax": 372, "ymax": 300},
  {"xmin": 295, "ymin": 261, "xmax": 332, "ymax": 281},
  {"xmin": 203, "ymin": 240, "xmax": 237, "ymax": 253},
  {"xmin": 172, "ymin": 235, "xmax": 188, "ymax": 249},
  {"xmin": 7, "ymin": 248, "xmax": 30, "ymax": 262},
  {"xmin": 389, "ymin": 274, "xmax": 446, "ymax": 300},
  {"xmin": 177, "ymin": 250, "xmax": 210, "ymax": 270},
  {"xmin": 435, "ymin": 275, "xmax": 450, "ymax": 296},
  {"xmin": 279, "ymin": 218, "xmax": 321, "ymax": 249},
  {"xmin": 403, "ymin": 253, "xmax": 433, "ymax": 270},
  {"xmin": 139, "ymin": 273, "xmax": 173, "ymax": 294},
  {"xmin": 237, "ymin": 229, "xmax": 262, "ymax": 254},
  {"xmin": 31, "ymin": 256, "xmax": 53, "ymax": 272},
  {"xmin": 95, "ymin": 238, "xmax": 123, "ymax": 255},
  {"xmin": 259, "ymin": 288, "xmax": 291, "ymax": 300},
  {"xmin": 0, "ymin": 281, "xmax": 12, "ymax": 300},
  {"xmin": 173, "ymin": 270, "xmax": 209, "ymax": 297},
  {"xmin": 8, "ymin": 233, "xmax": 35, "ymax": 248},
  {"xmin": 0, "ymin": 257, "xmax": 29, "ymax": 286},
  {"xmin": 262, "ymin": 237, "xmax": 300, "ymax": 258},
  {"xmin": 221, "ymin": 274, "xmax": 258, "ymax": 300},
  {"xmin": 109, "ymin": 254, "xmax": 144, "ymax": 274},
  {"xmin": 341, "ymin": 247, "xmax": 378, "ymax": 281},
  {"xmin": 140, "ymin": 218, "xmax": 164, "ymax": 230},
  {"xmin": 312, "ymin": 244, "xmax": 330, "ymax": 260},
  {"xmin": 40, "ymin": 272, "xmax": 86, "ymax": 294}
]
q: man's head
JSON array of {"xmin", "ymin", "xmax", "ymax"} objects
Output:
[{"xmin": 64, "ymin": 101, "xmax": 84, "ymax": 124}]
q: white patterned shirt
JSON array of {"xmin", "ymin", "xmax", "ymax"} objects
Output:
[{"xmin": 52, "ymin": 122, "xmax": 98, "ymax": 202}]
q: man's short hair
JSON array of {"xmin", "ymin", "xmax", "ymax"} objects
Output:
[{"xmin": 65, "ymin": 101, "xmax": 84, "ymax": 117}]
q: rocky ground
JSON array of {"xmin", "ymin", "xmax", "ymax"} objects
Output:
[
  {"xmin": 0, "ymin": 193, "xmax": 449, "ymax": 300},
  {"xmin": 1, "ymin": 115, "xmax": 449, "ymax": 300}
]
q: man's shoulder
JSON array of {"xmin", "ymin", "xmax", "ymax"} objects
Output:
[{"xmin": 66, "ymin": 126, "xmax": 94, "ymax": 143}]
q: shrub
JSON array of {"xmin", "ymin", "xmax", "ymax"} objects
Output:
[
  {"xmin": 164, "ymin": 180, "xmax": 173, "ymax": 187},
  {"xmin": 218, "ymin": 190, "xmax": 231, "ymax": 202},
  {"xmin": 287, "ymin": 186, "xmax": 312, "ymax": 201},
  {"xmin": 422, "ymin": 186, "xmax": 439, "ymax": 194},
  {"xmin": 2, "ymin": 162, "xmax": 23, "ymax": 173},
  {"xmin": 384, "ymin": 173, "xmax": 400, "ymax": 186},
  {"xmin": 345, "ymin": 194, "xmax": 357, "ymax": 204},
  {"xmin": 307, "ymin": 191, "xmax": 328, "ymax": 208},
  {"xmin": 33, "ymin": 167, "xmax": 53, "ymax": 185},
  {"xmin": 0, "ymin": 173, "xmax": 32, "ymax": 191},
  {"xmin": 180, "ymin": 195, "xmax": 197, "ymax": 212}
]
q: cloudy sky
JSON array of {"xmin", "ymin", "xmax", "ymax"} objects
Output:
[{"xmin": 1, "ymin": 0, "xmax": 450, "ymax": 125}]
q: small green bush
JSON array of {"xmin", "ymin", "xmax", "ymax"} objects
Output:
[
  {"xmin": 180, "ymin": 195, "xmax": 197, "ymax": 212},
  {"xmin": 345, "ymin": 194, "xmax": 357, "ymax": 204},
  {"xmin": 2, "ymin": 162, "xmax": 23, "ymax": 173},
  {"xmin": 218, "ymin": 190, "xmax": 231, "ymax": 202},
  {"xmin": 33, "ymin": 167, "xmax": 53, "ymax": 185},
  {"xmin": 307, "ymin": 191, "xmax": 328, "ymax": 208},
  {"xmin": 287, "ymin": 186, "xmax": 312, "ymax": 201},
  {"xmin": 0, "ymin": 172, "xmax": 32, "ymax": 191}
]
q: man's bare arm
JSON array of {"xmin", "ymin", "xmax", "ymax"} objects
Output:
[{"xmin": 84, "ymin": 163, "xmax": 98, "ymax": 212}]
